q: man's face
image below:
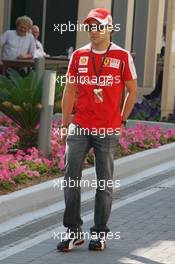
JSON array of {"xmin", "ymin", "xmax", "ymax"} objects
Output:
[
  {"xmin": 87, "ymin": 18, "xmax": 111, "ymax": 46},
  {"xmin": 17, "ymin": 22, "xmax": 30, "ymax": 36},
  {"xmin": 32, "ymin": 27, "xmax": 40, "ymax": 39}
]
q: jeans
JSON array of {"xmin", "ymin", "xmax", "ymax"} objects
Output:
[{"xmin": 63, "ymin": 123, "xmax": 118, "ymax": 235}]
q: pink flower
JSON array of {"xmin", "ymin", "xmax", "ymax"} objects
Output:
[
  {"xmin": 24, "ymin": 155, "xmax": 33, "ymax": 160},
  {"xmin": 16, "ymin": 150, "xmax": 25, "ymax": 156},
  {"xmin": 164, "ymin": 129, "xmax": 175, "ymax": 139},
  {"xmin": 15, "ymin": 155, "xmax": 23, "ymax": 161},
  {"xmin": 0, "ymin": 159, "xmax": 12, "ymax": 182},
  {"xmin": 119, "ymin": 137, "xmax": 129, "ymax": 152},
  {"xmin": 58, "ymin": 158, "xmax": 64, "ymax": 170},
  {"xmin": 49, "ymin": 160, "xmax": 55, "ymax": 168},
  {"xmin": 27, "ymin": 170, "xmax": 40, "ymax": 177},
  {"xmin": 0, "ymin": 169, "xmax": 12, "ymax": 181},
  {"xmin": 12, "ymin": 166, "xmax": 27, "ymax": 177}
]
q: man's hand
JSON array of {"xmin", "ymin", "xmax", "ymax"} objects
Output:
[
  {"xmin": 119, "ymin": 124, "xmax": 126, "ymax": 137},
  {"xmin": 60, "ymin": 126, "xmax": 68, "ymax": 145},
  {"xmin": 17, "ymin": 53, "xmax": 32, "ymax": 59}
]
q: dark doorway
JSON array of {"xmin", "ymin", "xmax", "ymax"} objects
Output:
[
  {"xmin": 44, "ymin": 0, "xmax": 79, "ymax": 56},
  {"xmin": 10, "ymin": 0, "xmax": 79, "ymax": 54},
  {"xmin": 11, "ymin": 0, "xmax": 43, "ymax": 41}
]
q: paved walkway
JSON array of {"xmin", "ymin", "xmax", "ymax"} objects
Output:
[{"xmin": 0, "ymin": 169, "xmax": 175, "ymax": 264}]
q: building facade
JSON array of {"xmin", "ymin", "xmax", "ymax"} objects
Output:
[{"xmin": 0, "ymin": 0, "xmax": 174, "ymax": 117}]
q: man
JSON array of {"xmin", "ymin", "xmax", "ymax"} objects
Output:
[
  {"xmin": 0, "ymin": 16, "xmax": 35, "ymax": 60},
  {"xmin": 144, "ymin": 24, "xmax": 166, "ymax": 100},
  {"xmin": 57, "ymin": 8, "xmax": 137, "ymax": 252},
  {"xmin": 31, "ymin": 25, "xmax": 46, "ymax": 58}
]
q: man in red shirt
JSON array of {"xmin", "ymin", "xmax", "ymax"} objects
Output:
[{"xmin": 57, "ymin": 8, "xmax": 137, "ymax": 252}]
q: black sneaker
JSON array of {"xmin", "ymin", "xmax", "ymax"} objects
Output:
[
  {"xmin": 57, "ymin": 233, "xmax": 84, "ymax": 252},
  {"xmin": 88, "ymin": 237, "xmax": 106, "ymax": 251}
]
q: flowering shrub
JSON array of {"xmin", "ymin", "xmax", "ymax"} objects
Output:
[
  {"xmin": 118, "ymin": 123, "xmax": 175, "ymax": 155},
  {"xmin": 0, "ymin": 117, "xmax": 175, "ymax": 191},
  {"xmin": 0, "ymin": 117, "xmax": 65, "ymax": 190},
  {"xmin": 130, "ymin": 95, "xmax": 175, "ymax": 123},
  {"xmin": 130, "ymin": 96, "xmax": 161, "ymax": 121},
  {"xmin": 0, "ymin": 126, "xmax": 19, "ymax": 154}
]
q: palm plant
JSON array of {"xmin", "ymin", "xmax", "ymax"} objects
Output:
[{"xmin": 0, "ymin": 69, "xmax": 42, "ymax": 148}]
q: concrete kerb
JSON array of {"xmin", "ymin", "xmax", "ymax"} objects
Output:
[
  {"xmin": 0, "ymin": 142, "xmax": 175, "ymax": 224},
  {"xmin": 115, "ymin": 141, "xmax": 175, "ymax": 178},
  {"xmin": 128, "ymin": 119, "xmax": 175, "ymax": 130},
  {"xmin": 53, "ymin": 114, "xmax": 175, "ymax": 130}
]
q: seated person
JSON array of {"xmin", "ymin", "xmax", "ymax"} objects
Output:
[
  {"xmin": 31, "ymin": 25, "xmax": 47, "ymax": 58},
  {"xmin": 0, "ymin": 15, "xmax": 35, "ymax": 60},
  {"xmin": 144, "ymin": 24, "xmax": 166, "ymax": 100}
]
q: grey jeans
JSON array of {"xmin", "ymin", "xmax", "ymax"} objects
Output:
[{"xmin": 63, "ymin": 123, "xmax": 118, "ymax": 235}]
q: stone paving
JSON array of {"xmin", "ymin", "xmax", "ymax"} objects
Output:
[{"xmin": 0, "ymin": 176, "xmax": 175, "ymax": 264}]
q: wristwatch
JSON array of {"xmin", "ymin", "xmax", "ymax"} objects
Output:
[{"xmin": 121, "ymin": 120, "xmax": 127, "ymax": 127}]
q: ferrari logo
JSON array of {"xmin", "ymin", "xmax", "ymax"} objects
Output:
[{"xmin": 103, "ymin": 57, "xmax": 110, "ymax": 66}]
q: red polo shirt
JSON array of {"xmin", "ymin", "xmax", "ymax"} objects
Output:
[{"xmin": 66, "ymin": 42, "xmax": 137, "ymax": 131}]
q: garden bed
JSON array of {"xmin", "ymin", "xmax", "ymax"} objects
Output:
[{"xmin": 1, "ymin": 116, "xmax": 175, "ymax": 195}]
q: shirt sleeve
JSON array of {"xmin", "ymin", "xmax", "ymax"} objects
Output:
[
  {"xmin": 33, "ymin": 40, "xmax": 46, "ymax": 58},
  {"xmin": 66, "ymin": 51, "xmax": 78, "ymax": 79},
  {"xmin": 0, "ymin": 31, "xmax": 9, "ymax": 47},
  {"xmin": 122, "ymin": 52, "xmax": 137, "ymax": 81},
  {"xmin": 28, "ymin": 34, "xmax": 36, "ymax": 57},
  {"xmin": 37, "ymin": 40, "xmax": 45, "ymax": 53}
]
